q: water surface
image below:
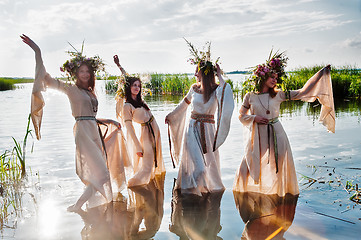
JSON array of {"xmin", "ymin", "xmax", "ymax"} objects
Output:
[{"xmin": 0, "ymin": 80, "xmax": 360, "ymax": 239}]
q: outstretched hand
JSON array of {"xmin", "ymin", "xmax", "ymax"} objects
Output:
[
  {"xmin": 216, "ymin": 63, "xmax": 222, "ymax": 76},
  {"xmin": 20, "ymin": 34, "xmax": 40, "ymax": 53},
  {"xmin": 113, "ymin": 55, "xmax": 120, "ymax": 66},
  {"xmin": 323, "ymin": 64, "xmax": 331, "ymax": 74}
]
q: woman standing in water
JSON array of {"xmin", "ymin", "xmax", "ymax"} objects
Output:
[
  {"xmin": 113, "ymin": 55, "xmax": 165, "ymax": 187},
  {"xmin": 21, "ymin": 35, "xmax": 130, "ymax": 211},
  {"xmin": 233, "ymin": 50, "xmax": 334, "ymax": 196},
  {"xmin": 165, "ymin": 40, "xmax": 234, "ymax": 196}
]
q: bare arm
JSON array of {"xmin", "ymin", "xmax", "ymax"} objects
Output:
[
  {"xmin": 113, "ymin": 54, "xmax": 127, "ymax": 76},
  {"xmin": 216, "ymin": 63, "xmax": 225, "ymax": 87}
]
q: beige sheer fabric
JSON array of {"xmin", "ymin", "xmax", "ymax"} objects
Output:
[
  {"xmin": 233, "ymin": 67, "xmax": 335, "ymax": 196},
  {"xmin": 167, "ymin": 83, "xmax": 234, "ymax": 196},
  {"xmin": 31, "ymin": 53, "xmax": 130, "ymax": 206},
  {"xmin": 122, "ymin": 103, "xmax": 165, "ymax": 187}
]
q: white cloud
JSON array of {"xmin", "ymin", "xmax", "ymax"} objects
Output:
[
  {"xmin": 344, "ymin": 33, "xmax": 361, "ymax": 48},
  {"xmin": 0, "ymin": 0, "xmax": 360, "ymax": 77}
]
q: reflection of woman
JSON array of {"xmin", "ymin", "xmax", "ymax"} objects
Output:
[
  {"xmin": 114, "ymin": 55, "xmax": 165, "ymax": 187},
  {"xmin": 21, "ymin": 35, "xmax": 130, "ymax": 211},
  {"xmin": 77, "ymin": 175, "xmax": 165, "ymax": 239},
  {"xmin": 170, "ymin": 189, "xmax": 224, "ymax": 239},
  {"xmin": 165, "ymin": 40, "xmax": 234, "ymax": 196},
  {"xmin": 233, "ymin": 191, "xmax": 298, "ymax": 239},
  {"xmin": 233, "ymin": 51, "xmax": 334, "ymax": 196},
  {"xmin": 129, "ymin": 175, "xmax": 165, "ymax": 239}
]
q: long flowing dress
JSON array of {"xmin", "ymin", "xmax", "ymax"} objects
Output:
[
  {"xmin": 233, "ymin": 67, "xmax": 335, "ymax": 196},
  {"xmin": 122, "ymin": 102, "xmax": 165, "ymax": 187},
  {"xmin": 30, "ymin": 53, "xmax": 131, "ymax": 207},
  {"xmin": 167, "ymin": 82, "xmax": 234, "ymax": 196}
]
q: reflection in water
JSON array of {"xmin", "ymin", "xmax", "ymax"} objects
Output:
[
  {"xmin": 129, "ymin": 174, "xmax": 165, "ymax": 239},
  {"xmin": 233, "ymin": 192, "xmax": 298, "ymax": 240},
  {"xmin": 77, "ymin": 174, "xmax": 165, "ymax": 239},
  {"xmin": 170, "ymin": 188, "xmax": 224, "ymax": 240}
]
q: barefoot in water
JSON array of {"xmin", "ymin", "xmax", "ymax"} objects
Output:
[{"xmin": 67, "ymin": 204, "xmax": 81, "ymax": 212}]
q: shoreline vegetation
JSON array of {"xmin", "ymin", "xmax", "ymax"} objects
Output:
[{"xmin": 2, "ymin": 65, "xmax": 361, "ymax": 99}]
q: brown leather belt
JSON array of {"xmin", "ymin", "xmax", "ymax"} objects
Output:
[{"xmin": 191, "ymin": 113, "xmax": 215, "ymax": 154}]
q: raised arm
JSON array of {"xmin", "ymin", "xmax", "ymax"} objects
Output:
[
  {"xmin": 21, "ymin": 34, "xmax": 67, "ymax": 91},
  {"xmin": 113, "ymin": 54, "xmax": 128, "ymax": 76},
  {"xmin": 21, "ymin": 34, "xmax": 41, "ymax": 56},
  {"xmin": 216, "ymin": 63, "xmax": 225, "ymax": 87}
]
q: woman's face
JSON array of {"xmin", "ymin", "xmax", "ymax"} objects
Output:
[
  {"xmin": 195, "ymin": 67, "xmax": 202, "ymax": 82},
  {"xmin": 265, "ymin": 73, "xmax": 278, "ymax": 89},
  {"xmin": 77, "ymin": 64, "xmax": 91, "ymax": 85},
  {"xmin": 131, "ymin": 80, "xmax": 141, "ymax": 97}
]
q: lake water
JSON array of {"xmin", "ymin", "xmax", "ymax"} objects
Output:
[{"xmin": 0, "ymin": 78, "xmax": 360, "ymax": 239}]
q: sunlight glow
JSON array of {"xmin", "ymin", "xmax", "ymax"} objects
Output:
[{"xmin": 38, "ymin": 198, "xmax": 61, "ymax": 238}]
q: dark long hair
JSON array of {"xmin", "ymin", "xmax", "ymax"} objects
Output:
[
  {"xmin": 198, "ymin": 66, "xmax": 218, "ymax": 103},
  {"xmin": 125, "ymin": 77, "xmax": 149, "ymax": 110},
  {"xmin": 75, "ymin": 62, "xmax": 96, "ymax": 92}
]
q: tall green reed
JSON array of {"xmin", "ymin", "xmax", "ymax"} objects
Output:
[{"xmin": 1, "ymin": 114, "xmax": 36, "ymax": 232}]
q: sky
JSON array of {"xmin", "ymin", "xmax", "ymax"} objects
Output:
[{"xmin": 1, "ymin": 0, "xmax": 360, "ymax": 78}]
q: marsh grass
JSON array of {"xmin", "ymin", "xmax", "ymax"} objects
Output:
[
  {"xmin": 105, "ymin": 73, "xmax": 241, "ymax": 97},
  {"xmin": 0, "ymin": 114, "xmax": 36, "ymax": 232},
  {"xmin": 0, "ymin": 78, "xmax": 34, "ymax": 91},
  {"xmin": 241, "ymin": 65, "xmax": 361, "ymax": 99},
  {"xmin": 284, "ymin": 65, "xmax": 361, "ymax": 99}
]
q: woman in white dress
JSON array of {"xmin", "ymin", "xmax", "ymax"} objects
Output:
[
  {"xmin": 21, "ymin": 35, "xmax": 130, "ymax": 212},
  {"xmin": 233, "ymin": 51, "xmax": 334, "ymax": 196},
  {"xmin": 165, "ymin": 40, "xmax": 234, "ymax": 196},
  {"xmin": 114, "ymin": 55, "xmax": 165, "ymax": 187}
]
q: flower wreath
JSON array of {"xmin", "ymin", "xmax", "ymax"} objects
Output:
[
  {"xmin": 243, "ymin": 49, "xmax": 288, "ymax": 93},
  {"xmin": 60, "ymin": 41, "xmax": 106, "ymax": 81},
  {"xmin": 115, "ymin": 73, "xmax": 151, "ymax": 99},
  {"xmin": 184, "ymin": 38, "xmax": 220, "ymax": 75}
]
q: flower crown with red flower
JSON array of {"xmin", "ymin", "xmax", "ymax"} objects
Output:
[
  {"xmin": 184, "ymin": 38, "xmax": 220, "ymax": 76},
  {"xmin": 243, "ymin": 49, "xmax": 288, "ymax": 93},
  {"xmin": 60, "ymin": 41, "xmax": 106, "ymax": 81}
]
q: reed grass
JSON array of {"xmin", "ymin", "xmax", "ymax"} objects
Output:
[
  {"xmin": 0, "ymin": 114, "xmax": 35, "ymax": 231},
  {"xmin": 105, "ymin": 73, "xmax": 243, "ymax": 97},
  {"xmin": 284, "ymin": 65, "xmax": 361, "ymax": 99},
  {"xmin": 0, "ymin": 78, "xmax": 34, "ymax": 91},
  {"xmin": 241, "ymin": 65, "xmax": 361, "ymax": 99}
]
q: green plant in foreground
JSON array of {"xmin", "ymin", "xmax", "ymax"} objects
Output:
[
  {"xmin": 1, "ymin": 114, "xmax": 37, "ymax": 232},
  {"xmin": 11, "ymin": 114, "xmax": 33, "ymax": 175}
]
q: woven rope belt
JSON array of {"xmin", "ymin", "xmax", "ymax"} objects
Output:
[
  {"xmin": 75, "ymin": 116, "xmax": 108, "ymax": 161},
  {"xmin": 141, "ymin": 115, "xmax": 158, "ymax": 168},
  {"xmin": 263, "ymin": 117, "xmax": 279, "ymax": 173},
  {"xmin": 191, "ymin": 113, "xmax": 215, "ymax": 154}
]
